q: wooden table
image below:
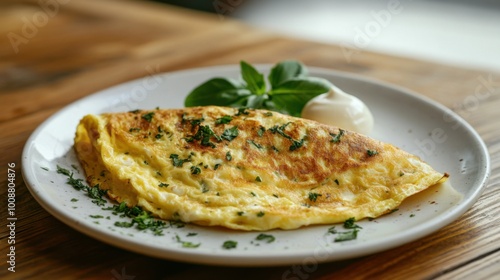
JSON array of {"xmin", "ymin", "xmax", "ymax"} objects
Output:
[{"xmin": 1, "ymin": 0, "xmax": 499, "ymax": 279}]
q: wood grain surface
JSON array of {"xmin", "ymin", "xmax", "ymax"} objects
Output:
[{"xmin": 1, "ymin": 0, "xmax": 499, "ymax": 279}]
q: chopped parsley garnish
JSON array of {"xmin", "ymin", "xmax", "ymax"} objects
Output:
[
  {"xmin": 215, "ymin": 115, "xmax": 233, "ymax": 124},
  {"xmin": 226, "ymin": 151, "xmax": 232, "ymax": 161},
  {"xmin": 289, "ymin": 138, "xmax": 305, "ymax": 151},
  {"xmin": 269, "ymin": 122, "xmax": 305, "ymax": 151},
  {"xmin": 255, "ymin": 176, "xmax": 262, "ymax": 182},
  {"xmin": 308, "ymin": 192, "xmax": 322, "ymax": 202},
  {"xmin": 158, "ymin": 182, "xmax": 169, "ymax": 188},
  {"xmin": 257, "ymin": 126, "xmax": 266, "ymax": 137},
  {"xmin": 56, "ymin": 165, "xmax": 72, "ymax": 176},
  {"xmin": 188, "ymin": 125, "xmax": 220, "ymax": 148},
  {"xmin": 71, "ymin": 198, "xmax": 78, "ymax": 202},
  {"xmin": 57, "ymin": 165, "xmax": 170, "ymax": 236},
  {"xmin": 334, "ymin": 179, "xmax": 340, "ymax": 185},
  {"xmin": 41, "ymin": 167, "xmax": 49, "ymax": 171},
  {"xmin": 327, "ymin": 217, "xmax": 362, "ymax": 242},
  {"xmin": 334, "ymin": 229, "xmax": 359, "ymax": 242},
  {"xmin": 222, "ymin": 240, "xmax": 238, "ymax": 249},
  {"xmin": 57, "ymin": 166, "xmax": 106, "ymax": 204},
  {"xmin": 89, "ymin": 215, "xmax": 104, "ymax": 219},
  {"xmin": 343, "ymin": 217, "xmax": 362, "ymax": 229},
  {"xmin": 330, "ymin": 129, "xmax": 345, "ymax": 143},
  {"xmin": 129, "ymin": 127, "xmax": 141, "ymax": 133},
  {"xmin": 141, "ymin": 112, "xmax": 155, "ymax": 122},
  {"xmin": 237, "ymin": 211, "xmax": 245, "ymax": 216},
  {"xmin": 247, "ymin": 139, "xmax": 263, "ymax": 149},
  {"xmin": 181, "ymin": 114, "xmax": 204, "ymax": 126},
  {"xmin": 221, "ymin": 126, "xmax": 239, "ymax": 141},
  {"xmin": 214, "ymin": 163, "xmax": 221, "ymax": 170},
  {"xmin": 235, "ymin": 107, "xmax": 249, "ymax": 116},
  {"xmin": 256, "ymin": 211, "xmax": 265, "ymax": 217},
  {"xmin": 109, "ymin": 203, "xmax": 167, "ymax": 235},
  {"xmin": 175, "ymin": 234, "xmax": 201, "ymax": 248},
  {"xmin": 170, "ymin": 153, "xmax": 192, "ymax": 167},
  {"xmin": 190, "ymin": 117, "xmax": 205, "ymax": 126},
  {"xmin": 190, "ymin": 166, "xmax": 201, "ymax": 175},
  {"xmin": 87, "ymin": 184, "xmax": 108, "ymax": 206},
  {"xmin": 367, "ymin": 149, "xmax": 379, "ymax": 156},
  {"xmin": 255, "ymin": 233, "xmax": 275, "ymax": 243}
]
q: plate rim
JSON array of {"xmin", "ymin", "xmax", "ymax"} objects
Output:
[{"xmin": 21, "ymin": 64, "xmax": 491, "ymax": 266}]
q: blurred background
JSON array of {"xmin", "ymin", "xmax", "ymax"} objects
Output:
[{"xmin": 152, "ymin": 0, "xmax": 500, "ymax": 72}]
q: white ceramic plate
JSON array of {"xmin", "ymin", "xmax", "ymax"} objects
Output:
[{"xmin": 22, "ymin": 65, "xmax": 490, "ymax": 266}]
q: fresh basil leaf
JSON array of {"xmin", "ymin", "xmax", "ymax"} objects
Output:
[
  {"xmin": 185, "ymin": 78, "xmax": 251, "ymax": 107},
  {"xmin": 269, "ymin": 77, "xmax": 331, "ymax": 116},
  {"xmin": 240, "ymin": 61, "xmax": 266, "ymax": 95},
  {"xmin": 268, "ymin": 60, "xmax": 307, "ymax": 88},
  {"xmin": 245, "ymin": 94, "xmax": 270, "ymax": 109}
]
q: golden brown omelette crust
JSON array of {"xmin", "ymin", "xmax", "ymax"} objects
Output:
[{"xmin": 74, "ymin": 106, "xmax": 448, "ymax": 230}]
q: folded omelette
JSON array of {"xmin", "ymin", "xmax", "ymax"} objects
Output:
[{"xmin": 74, "ymin": 106, "xmax": 448, "ymax": 231}]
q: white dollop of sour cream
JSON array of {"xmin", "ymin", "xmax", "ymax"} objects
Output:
[{"xmin": 301, "ymin": 85, "xmax": 374, "ymax": 135}]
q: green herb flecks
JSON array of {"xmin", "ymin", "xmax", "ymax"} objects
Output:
[
  {"xmin": 247, "ymin": 139, "xmax": 263, "ymax": 150},
  {"xmin": 187, "ymin": 125, "xmax": 221, "ymax": 148},
  {"xmin": 256, "ymin": 233, "xmax": 275, "ymax": 243},
  {"xmin": 367, "ymin": 149, "xmax": 379, "ymax": 157},
  {"xmin": 175, "ymin": 234, "xmax": 201, "ymax": 248},
  {"xmin": 215, "ymin": 115, "xmax": 233, "ymax": 125},
  {"xmin": 221, "ymin": 126, "xmax": 239, "ymax": 141},
  {"xmin": 222, "ymin": 240, "xmax": 238, "ymax": 249},
  {"xmin": 191, "ymin": 166, "xmax": 201, "ymax": 175},
  {"xmin": 257, "ymin": 126, "xmax": 266, "ymax": 137},
  {"xmin": 226, "ymin": 151, "xmax": 232, "ymax": 161},
  {"xmin": 57, "ymin": 165, "xmax": 169, "ymax": 236},
  {"xmin": 327, "ymin": 217, "xmax": 362, "ymax": 243},
  {"xmin": 330, "ymin": 129, "xmax": 345, "ymax": 143},
  {"xmin": 170, "ymin": 153, "xmax": 192, "ymax": 167},
  {"xmin": 343, "ymin": 217, "xmax": 362, "ymax": 229},
  {"xmin": 308, "ymin": 192, "xmax": 322, "ymax": 202},
  {"xmin": 141, "ymin": 112, "xmax": 154, "ymax": 123},
  {"xmin": 236, "ymin": 107, "xmax": 250, "ymax": 116},
  {"xmin": 57, "ymin": 166, "xmax": 106, "ymax": 205},
  {"xmin": 269, "ymin": 122, "xmax": 305, "ymax": 151},
  {"xmin": 334, "ymin": 229, "xmax": 359, "ymax": 242},
  {"xmin": 105, "ymin": 202, "xmax": 167, "ymax": 235}
]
